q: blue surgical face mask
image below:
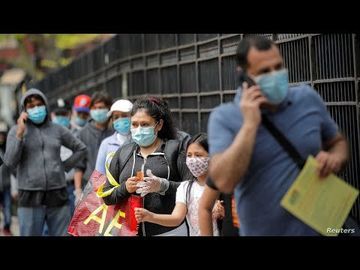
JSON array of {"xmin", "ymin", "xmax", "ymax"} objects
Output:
[
  {"xmin": 53, "ymin": 116, "xmax": 70, "ymax": 128},
  {"xmin": 27, "ymin": 105, "xmax": 47, "ymax": 124},
  {"xmin": 75, "ymin": 116, "xmax": 87, "ymax": 127},
  {"xmin": 90, "ymin": 109, "xmax": 109, "ymax": 123},
  {"xmin": 113, "ymin": 117, "xmax": 131, "ymax": 135},
  {"xmin": 254, "ymin": 69, "xmax": 289, "ymax": 104},
  {"xmin": 131, "ymin": 124, "xmax": 157, "ymax": 147}
]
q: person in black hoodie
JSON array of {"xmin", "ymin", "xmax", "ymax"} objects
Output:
[{"xmin": 103, "ymin": 96, "xmax": 193, "ymax": 236}]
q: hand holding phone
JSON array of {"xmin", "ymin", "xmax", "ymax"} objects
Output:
[
  {"xmin": 239, "ymin": 73, "xmax": 267, "ymax": 128},
  {"xmin": 239, "ymin": 72, "xmax": 256, "ymax": 88},
  {"xmin": 16, "ymin": 112, "xmax": 28, "ymax": 139}
]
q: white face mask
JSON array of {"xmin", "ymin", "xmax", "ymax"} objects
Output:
[{"xmin": 186, "ymin": 157, "xmax": 210, "ymax": 178}]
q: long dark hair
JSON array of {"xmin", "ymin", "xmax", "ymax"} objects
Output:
[
  {"xmin": 131, "ymin": 96, "xmax": 176, "ymax": 141},
  {"xmin": 186, "ymin": 133, "xmax": 208, "ymax": 205}
]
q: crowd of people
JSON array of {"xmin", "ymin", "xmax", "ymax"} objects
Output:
[{"xmin": 0, "ymin": 35, "xmax": 349, "ymax": 236}]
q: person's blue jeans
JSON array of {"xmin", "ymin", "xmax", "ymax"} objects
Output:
[
  {"xmin": 43, "ymin": 223, "xmax": 49, "ymax": 236},
  {"xmin": 1, "ymin": 187, "xmax": 12, "ymax": 230},
  {"xmin": 66, "ymin": 182, "xmax": 75, "ymax": 216},
  {"xmin": 43, "ymin": 182, "xmax": 75, "ymax": 235},
  {"xmin": 18, "ymin": 205, "xmax": 70, "ymax": 236}
]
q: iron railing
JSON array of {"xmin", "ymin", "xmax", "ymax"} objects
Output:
[{"xmin": 34, "ymin": 33, "xmax": 360, "ymax": 224}]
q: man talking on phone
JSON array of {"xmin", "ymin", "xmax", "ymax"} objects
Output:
[
  {"xmin": 207, "ymin": 35, "xmax": 348, "ymax": 236},
  {"xmin": 4, "ymin": 89, "xmax": 86, "ymax": 236}
]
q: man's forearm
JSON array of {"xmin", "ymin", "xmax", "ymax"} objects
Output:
[
  {"xmin": 148, "ymin": 213, "xmax": 183, "ymax": 227},
  {"xmin": 199, "ymin": 186, "xmax": 219, "ymax": 236},
  {"xmin": 74, "ymin": 170, "xmax": 83, "ymax": 190},
  {"xmin": 209, "ymin": 122, "xmax": 259, "ymax": 193},
  {"xmin": 328, "ymin": 136, "xmax": 348, "ymax": 167},
  {"xmin": 199, "ymin": 207, "xmax": 213, "ymax": 236}
]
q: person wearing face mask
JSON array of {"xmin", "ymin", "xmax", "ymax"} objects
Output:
[
  {"xmin": 52, "ymin": 101, "xmax": 71, "ymax": 127},
  {"xmin": 0, "ymin": 122, "xmax": 14, "ymax": 236},
  {"xmin": 134, "ymin": 133, "xmax": 224, "ymax": 236},
  {"xmin": 95, "ymin": 99, "xmax": 133, "ymax": 175},
  {"xmin": 102, "ymin": 96, "xmax": 193, "ymax": 236},
  {"xmin": 207, "ymin": 36, "xmax": 348, "ymax": 236},
  {"xmin": 3, "ymin": 89, "xmax": 87, "ymax": 236},
  {"xmin": 51, "ymin": 99, "xmax": 82, "ymax": 216},
  {"xmin": 74, "ymin": 92, "xmax": 113, "ymax": 203},
  {"xmin": 71, "ymin": 94, "xmax": 91, "ymax": 137}
]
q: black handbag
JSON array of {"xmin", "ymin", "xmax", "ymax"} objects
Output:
[{"xmin": 262, "ymin": 114, "xmax": 360, "ymax": 236}]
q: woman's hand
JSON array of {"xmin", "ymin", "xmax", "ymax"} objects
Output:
[
  {"xmin": 126, "ymin": 177, "xmax": 140, "ymax": 193},
  {"xmin": 134, "ymin": 207, "xmax": 153, "ymax": 223},
  {"xmin": 136, "ymin": 169, "xmax": 169, "ymax": 196},
  {"xmin": 212, "ymin": 200, "xmax": 225, "ymax": 220}
]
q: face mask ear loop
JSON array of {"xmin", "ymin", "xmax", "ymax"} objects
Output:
[{"xmin": 153, "ymin": 121, "xmax": 160, "ymax": 136}]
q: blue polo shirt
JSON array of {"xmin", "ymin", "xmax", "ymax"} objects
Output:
[
  {"xmin": 95, "ymin": 132, "xmax": 131, "ymax": 175},
  {"xmin": 208, "ymin": 84, "xmax": 338, "ymax": 236}
]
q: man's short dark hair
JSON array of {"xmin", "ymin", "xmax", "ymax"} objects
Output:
[
  {"xmin": 24, "ymin": 94, "xmax": 44, "ymax": 106},
  {"xmin": 236, "ymin": 35, "xmax": 275, "ymax": 71},
  {"xmin": 90, "ymin": 91, "xmax": 112, "ymax": 109}
]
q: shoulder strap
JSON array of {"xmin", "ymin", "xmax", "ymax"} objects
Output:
[
  {"xmin": 109, "ymin": 140, "xmax": 182, "ymax": 183},
  {"xmin": 262, "ymin": 114, "xmax": 305, "ymax": 169},
  {"xmin": 107, "ymin": 142, "xmax": 136, "ymax": 182},
  {"xmin": 164, "ymin": 139, "xmax": 182, "ymax": 181},
  {"xmin": 98, "ymin": 142, "xmax": 137, "ymax": 198},
  {"xmin": 118, "ymin": 142, "xmax": 137, "ymax": 173},
  {"xmin": 262, "ymin": 114, "xmax": 360, "ymax": 230}
]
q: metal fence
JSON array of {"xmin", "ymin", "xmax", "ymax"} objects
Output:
[{"xmin": 34, "ymin": 33, "xmax": 360, "ymax": 224}]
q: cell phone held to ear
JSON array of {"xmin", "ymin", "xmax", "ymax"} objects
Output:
[
  {"xmin": 22, "ymin": 111, "xmax": 28, "ymax": 124},
  {"xmin": 239, "ymin": 72, "xmax": 256, "ymax": 88}
]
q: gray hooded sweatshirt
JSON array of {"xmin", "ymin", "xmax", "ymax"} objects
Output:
[
  {"xmin": 4, "ymin": 89, "xmax": 87, "ymax": 191},
  {"xmin": 76, "ymin": 120, "xmax": 113, "ymax": 185},
  {"xmin": 0, "ymin": 148, "xmax": 11, "ymax": 191}
]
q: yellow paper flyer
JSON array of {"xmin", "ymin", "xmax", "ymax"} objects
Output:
[{"xmin": 280, "ymin": 155, "xmax": 359, "ymax": 236}]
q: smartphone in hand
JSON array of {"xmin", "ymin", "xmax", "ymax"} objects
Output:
[{"xmin": 239, "ymin": 72, "xmax": 256, "ymax": 87}]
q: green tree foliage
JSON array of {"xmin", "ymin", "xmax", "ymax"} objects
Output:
[{"xmin": 0, "ymin": 34, "xmax": 101, "ymax": 80}]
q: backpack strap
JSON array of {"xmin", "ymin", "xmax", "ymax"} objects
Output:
[
  {"xmin": 108, "ymin": 139, "xmax": 182, "ymax": 186},
  {"xmin": 97, "ymin": 142, "xmax": 137, "ymax": 197},
  {"xmin": 118, "ymin": 142, "xmax": 137, "ymax": 173},
  {"xmin": 107, "ymin": 142, "xmax": 137, "ymax": 185},
  {"xmin": 163, "ymin": 139, "xmax": 182, "ymax": 182}
]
